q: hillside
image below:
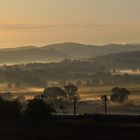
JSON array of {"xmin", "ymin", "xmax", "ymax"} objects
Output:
[
  {"xmin": 0, "ymin": 47, "xmax": 67, "ymax": 64},
  {"xmin": 94, "ymin": 51, "xmax": 140, "ymax": 69},
  {"xmin": 41, "ymin": 43, "xmax": 140, "ymax": 59},
  {"xmin": 0, "ymin": 42, "xmax": 140, "ymax": 64}
]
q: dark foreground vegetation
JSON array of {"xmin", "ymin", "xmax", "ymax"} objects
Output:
[
  {"xmin": 0, "ymin": 92, "xmax": 140, "ymax": 140},
  {"xmin": 0, "ymin": 118, "xmax": 140, "ymax": 140}
]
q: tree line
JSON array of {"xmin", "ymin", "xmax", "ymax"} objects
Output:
[{"xmin": 0, "ymin": 83, "xmax": 131, "ymax": 121}]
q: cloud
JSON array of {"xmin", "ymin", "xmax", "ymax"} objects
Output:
[
  {"xmin": 0, "ymin": 23, "xmax": 140, "ymax": 32},
  {"xmin": 64, "ymin": 23, "xmax": 140, "ymax": 31},
  {"xmin": 0, "ymin": 24, "xmax": 60, "ymax": 31},
  {"xmin": 63, "ymin": 23, "xmax": 105, "ymax": 28}
]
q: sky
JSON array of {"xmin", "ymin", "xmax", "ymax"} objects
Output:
[{"xmin": 0, "ymin": 0, "xmax": 140, "ymax": 48}]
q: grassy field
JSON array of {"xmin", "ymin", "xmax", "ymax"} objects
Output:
[{"xmin": 0, "ymin": 120, "xmax": 140, "ymax": 140}]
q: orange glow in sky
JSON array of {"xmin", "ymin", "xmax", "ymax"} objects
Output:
[{"xmin": 0, "ymin": 0, "xmax": 140, "ymax": 48}]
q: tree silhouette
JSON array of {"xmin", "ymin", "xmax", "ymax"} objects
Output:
[
  {"xmin": 73, "ymin": 97, "xmax": 78, "ymax": 117},
  {"xmin": 42, "ymin": 87, "xmax": 67, "ymax": 104},
  {"xmin": 111, "ymin": 87, "xmax": 130, "ymax": 104},
  {"xmin": 101, "ymin": 95, "xmax": 108, "ymax": 114},
  {"xmin": 0, "ymin": 96, "xmax": 21, "ymax": 120},
  {"xmin": 64, "ymin": 83, "xmax": 79, "ymax": 101},
  {"xmin": 23, "ymin": 98, "xmax": 56, "ymax": 121},
  {"xmin": 64, "ymin": 83, "xmax": 80, "ymax": 116}
]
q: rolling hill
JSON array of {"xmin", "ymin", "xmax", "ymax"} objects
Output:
[
  {"xmin": 0, "ymin": 42, "xmax": 140, "ymax": 64},
  {"xmin": 94, "ymin": 51, "xmax": 140, "ymax": 69}
]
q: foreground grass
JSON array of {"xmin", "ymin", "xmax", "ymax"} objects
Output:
[{"xmin": 0, "ymin": 119, "xmax": 139, "ymax": 140}]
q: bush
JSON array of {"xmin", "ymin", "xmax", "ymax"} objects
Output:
[
  {"xmin": 22, "ymin": 98, "xmax": 56, "ymax": 121},
  {"xmin": 0, "ymin": 97, "xmax": 22, "ymax": 120}
]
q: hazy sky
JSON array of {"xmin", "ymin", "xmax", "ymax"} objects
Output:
[{"xmin": 0, "ymin": 0, "xmax": 140, "ymax": 48}]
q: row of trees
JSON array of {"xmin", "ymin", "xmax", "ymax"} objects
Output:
[
  {"xmin": 42, "ymin": 83, "xmax": 80, "ymax": 116},
  {"xmin": 0, "ymin": 83, "xmax": 79, "ymax": 121},
  {"xmin": 0, "ymin": 84, "xmax": 131, "ymax": 121},
  {"xmin": 42, "ymin": 84, "xmax": 131, "ymax": 116},
  {"xmin": 2, "ymin": 62, "xmax": 140, "ymax": 88}
]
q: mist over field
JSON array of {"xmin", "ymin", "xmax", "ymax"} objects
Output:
[{"xmin": 0, "ymin": 42, "xmax": 140, "ymax": 115}]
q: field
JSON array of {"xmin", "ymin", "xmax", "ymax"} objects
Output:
[
  {"xmin": 77, "ymin": 84, "xmax": 140, "ymax": 115},
  {"xmin": 79, "ymin": 84, "xmax": 140, "ymax": 102},
  {"xmin": 0, "ymin": 83, "xmax": 140, "ymax": 115}
]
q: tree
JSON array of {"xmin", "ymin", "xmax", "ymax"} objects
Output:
[
  {"xmin": 64, "ymin": 83, "xmax": 80, "ymax": 116},
  {"xmin": 101, "ymin": 95, "xmax": 108, "ymax": 114},
  {"xmin": 42, "ymin": 87, "xmax": 67, "ymax": 104},
  {"xmin": 0, "ymin": 97, "xmax": 21, "ymax": 120},
  {"xmin": 22, "ymin": 98, "xmax": 56, "ymax": 121},
  {"xmin": 73, "ymin": 97, "xmax": 78, "ymax": 117},
  {"xmin": 64, "ymin": 83, "xmax": 79, "ymax": 101},
  {"xmin": 110, "ymin": 87, "xmax": 130, "ymax": 104}
]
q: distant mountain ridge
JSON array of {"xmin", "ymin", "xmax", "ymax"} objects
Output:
[{"xmin": 0, "ymin": 42, "xmax": 140, "ymax": 64}]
